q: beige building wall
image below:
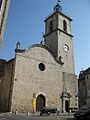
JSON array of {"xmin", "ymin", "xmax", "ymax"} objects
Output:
[
  {"xmin": 58, "ymin": 32, "xmax": 75, "ymax": 74},
  {"xmin": 0, "ymin": 45, "xmax": 78, "ymax": 113},
  {"xmin": 0, "ymin": 0, "xmax": 10, "ymax": 49},
  {"xmin": 11, "ymin": 45, "xmax": 63, "ymax": 113},
  {"xmin": 63, "ymin": 72, "xmax": 78, "ymax": 108}
]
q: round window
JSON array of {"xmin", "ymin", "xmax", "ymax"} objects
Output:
[{"xmin": 39, "ymin": 63, "xmax": 45, "ymax": 71}]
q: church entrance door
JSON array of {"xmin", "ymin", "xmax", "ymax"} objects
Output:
[
  {"xmin": 65, "ymin": 100, "xmax": 69, "ymax": 112},
  {"xmin": 36, "ymin": 94, "xmax": 46, "ymax": 111}
]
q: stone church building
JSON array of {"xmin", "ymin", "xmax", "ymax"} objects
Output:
[{"xmin": 0, "ymin": 2, "xmax": 78, "ymax": 113}]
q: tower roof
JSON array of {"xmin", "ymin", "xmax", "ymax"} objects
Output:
[{"xmin": 44, "ymin": 0, "xmax": 72, "ymax": 22}]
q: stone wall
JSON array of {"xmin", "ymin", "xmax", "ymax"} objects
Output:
[
  {"xmin": 11, "ymin": 45, "xmax": 63, "ymax": 113},
  {"xmin": 0, "ymin": 58, "xmax": 15, "ymax": 112}
]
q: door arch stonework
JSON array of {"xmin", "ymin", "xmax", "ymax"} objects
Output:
[{"xmin": 61, "ymin": 91, "xmax": 71, "ymax": 113}]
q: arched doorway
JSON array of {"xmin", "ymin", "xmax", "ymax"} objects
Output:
[
  {"xmin": 65, "ymin": 100, "xmax": 69, "ymax": 112},
  {"xmin": 36, "ymin": 94, "xmax": 46, "ymax": 111}
]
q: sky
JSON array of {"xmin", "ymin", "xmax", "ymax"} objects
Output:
[{"xmin": 0, "ymin": 0, "xmax": 90, "ymax": 76}]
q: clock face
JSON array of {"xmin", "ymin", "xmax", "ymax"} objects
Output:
[{"xmin": 63, "ymin": 44, "xmax": 69, "ymax": 52}]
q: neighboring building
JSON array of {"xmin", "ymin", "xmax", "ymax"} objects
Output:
[
  {"xmin": 0, "ymin": 58, "xmax": 15, "ymax": 112},
  {"xmin": 0, "ymin": 0, "xmax": 10, "ymax": 49},
  {"xmin": 0, "ymin": 58, "xmax": 6, "ymax": 77},
  {"xmin": 0, "ymin": 59, "xmax": 6, "ymax": 101},
  {"xmin": 78, "ymin": 67, "xmax": 90, "ymax": 108},
  {"xmin": 0, "ymin": 2, "xmax": 78, "ymax": 113}
]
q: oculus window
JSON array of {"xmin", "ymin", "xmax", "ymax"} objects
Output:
[{"xmin": 39, "ymin": 63, "xmax": 45, "ymax": 71}]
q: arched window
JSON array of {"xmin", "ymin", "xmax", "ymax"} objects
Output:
[
  {"xmin": 63, "ymin": 20, "xmax": 67, "ymax": 32},
  {"xmin": 49, "ymin": 20, "xmax": 53, "ymax": 33}
]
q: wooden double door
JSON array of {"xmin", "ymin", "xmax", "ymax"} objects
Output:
[{"xmin": 36, "ymin": 94, "xmax": 46, "ymax": 111}]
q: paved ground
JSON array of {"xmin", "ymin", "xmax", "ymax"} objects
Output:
[{"xmin": 0, "ymin": 113, "xmax": 75, "ymax": 120}]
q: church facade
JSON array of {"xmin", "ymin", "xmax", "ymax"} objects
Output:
[{"xmin": 0, "ymin": 2, "xmax": 78, "ymax": 113}]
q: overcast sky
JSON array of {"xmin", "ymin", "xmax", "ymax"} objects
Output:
[{"xmin": 0, "ymin": 0, "xmax": 90, "ymax": 75}]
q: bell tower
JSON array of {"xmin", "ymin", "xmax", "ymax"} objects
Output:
[{"xmin": 44, "ymin": 1, "xmax": 75, "ymax": 74}]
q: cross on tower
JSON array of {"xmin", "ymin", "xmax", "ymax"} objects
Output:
[{"xmin": 54, "ymin": 0, "xmax": 62, "ymax": 12}]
